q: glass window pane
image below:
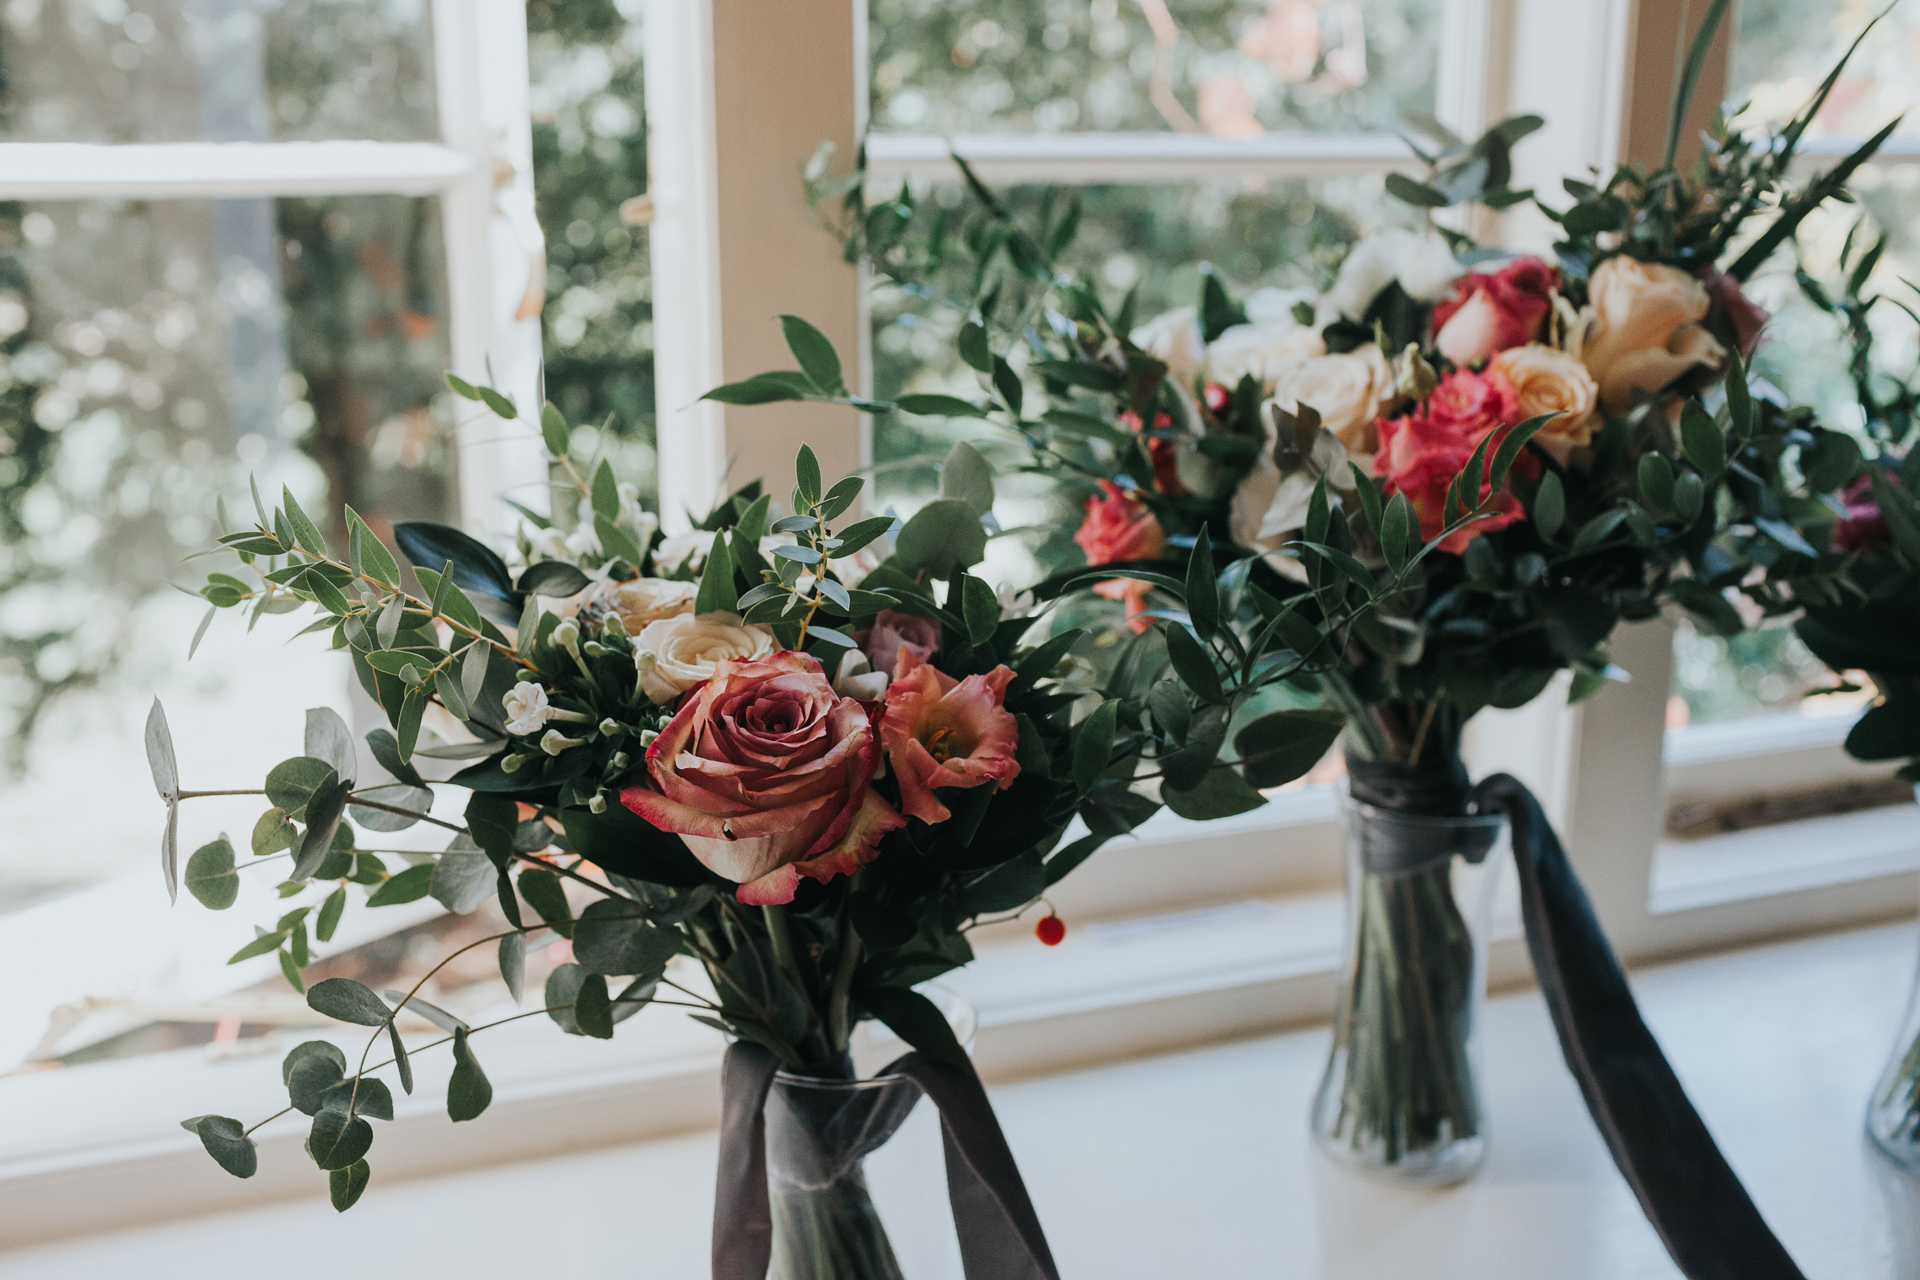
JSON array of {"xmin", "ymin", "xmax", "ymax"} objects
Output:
[
  {"xmin": 870, "ymin": 0, "xmax": 1442, "ymax": 135},
  {"xmin": 1731, "ymin": 0, "xmax": 1920, "ymax": 139},
  {"xmin": 529, "ymin": 0, "xmax": 654, "ymax": 504},
  {"xmin": 0, "ymin": 194, "xmax": 455, "ymax": 908},
  {"xmin": 0, "ymin": 0, "xmax": 438, "ymax": 143}
]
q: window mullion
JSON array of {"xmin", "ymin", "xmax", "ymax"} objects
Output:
[{"xmin": 0, "ymin": 140, "xmax": 477, "ymax": 201}]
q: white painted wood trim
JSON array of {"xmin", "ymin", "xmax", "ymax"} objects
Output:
[
  {"xmin": 862, "ymin": 131, "xmax": 1422, "ymax": 184},
  {"xmin": 0, "ymin": 141, "xmax": 478, "ymax": 199}
]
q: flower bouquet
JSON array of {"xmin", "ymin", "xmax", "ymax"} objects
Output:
[
  {"xmin": 1776, "ymin": 231, "xmax": 1920, "ymax": 1172},
  {"xmin": 153, "ymin": 315, "xmax": 1362, "ymax": 1274}
]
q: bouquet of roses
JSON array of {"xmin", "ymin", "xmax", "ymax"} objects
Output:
[{"xmin": 153, "ymin": 324, "xmax": 1386, "ymax": 1274}]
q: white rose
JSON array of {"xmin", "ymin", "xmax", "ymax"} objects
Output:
[
  {"xmin": 1242, "ymin": 285, "xmax": 1318, "ymax": 325},
  {"xmin": 1204, "ymin": 320, "xmax": 1326, "ymax": 390},
  {"xmin": 635, "ymin": 611, "xmax": 777, "ymax": 704},
  {"xmin": 1268, "ymin": 345, "xmax": 1395, "ymax": 459},
  {"xmin": 832, "ymin": 649, "xmax": 890, "ymax": 701},
  {"xmin": 502, "ymin": 681, "xmax": 553, "ymax": 736},
  {"xmin": 1130, "ymin": 305, "xmax": 1207, "ymax": 384},
  {"xmin": 606, "ymin": 577, "xmax": 698, "ymax": 632},
  {"xmin": 653, "ymin": 530, "xmax": 714, "ymax": 574},
  {"xmin": 1326, "ymin": 229, "xmax": 1462, "ymax": 320}
]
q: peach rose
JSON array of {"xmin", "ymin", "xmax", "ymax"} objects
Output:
[
  {"xmin": 1579, "ymin": 256, "xmax": 1719, "ymax": 412},
  {"xmin": 1430, "ymin": 256, "xmax": 1559, "ymax": 367},
  {"xmin": 1269, "ymin": 345, "xmax": 1395, "ymax": 459},
  {"xmin": 1489, "ymin": 344, "xmax": 1599, "ymax": 462},
  {"xmin": 1074, "ymin": 481, "xmax": 1167, "ymax": 629},
  {"xmin": 620, "ymin": 651, "xmax": 904, "ymax": 905},
  {"xmin": 605, "ymin": 577, "xmax": 698, "ymax": 632},
  {"xmin": 879, "ymin": 651, "xmax": 1021, "ymax": 825}
]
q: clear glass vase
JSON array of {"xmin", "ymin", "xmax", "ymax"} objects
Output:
[
  {"xmin": 1868, "ymin": 892, "xmax": 1920, "ymax": 1176},
  {"xmin": 765, "ymin": 988, "xmax": 976, "ymax": 1280},
  {"xmin": 1310, "ymin": 790, "xmax": 1509, "ymax": 1187}
]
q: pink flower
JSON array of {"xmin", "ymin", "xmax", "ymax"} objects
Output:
[
  {"xmin": 1699, "ymin": 268, "xmax": 1770, "ymax": 357},
  {"xmin": 855, "ymin": 609, "xmax": 942, "ymax": 680},
  {"xmin": 1074, "ymin": 480, "xmax": 1168, "ymax": 630},
  {"xmin": 619, "ymin": 651, "xmax": 903, "ymax": 905},
  {"xmin": 1430, "ymin": 256, "xmax": 1559, "ymax": 366},
  {"xmin": 1833, "ymin": 474, "xmax": 1891, "ymax": 554},
  {"xmin": 1374, "ymin": 368, "xmax": 1525, "ymax": 554},
  {"xmin": 879, "ymin": 651, "xmax": 1022, "ymax": 825}
]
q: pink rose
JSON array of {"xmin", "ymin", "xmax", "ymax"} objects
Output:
[
  {"xmin": 1374, "ymin": 368, "xmax": 1525, "ymax": 554},
  {"xmin": 856, "ymin": 608, "xmax": 942, "ymax": 680},
  {"xmin": 879, "ymin": 651, "xmax": 1022, "ymax": 825},
  {"xmin": 1074, "ymin": 480, "xmax": 1167, "ymax": 631},
  {"xmin": 620, "ymin": 651, "xmax": 903, "ymax": 905},
  {"xmin": 1833, "ymin": 474, "xmax": 1890, "ymax": 554},
  {"xmin": 1430, "ymin": 257, "xmax": 1559, "ymax": 366}
]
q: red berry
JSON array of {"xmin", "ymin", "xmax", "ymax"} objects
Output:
[{"xmin": 1035, "ymin": 914, "xmax": 1066, "ymax": 946}]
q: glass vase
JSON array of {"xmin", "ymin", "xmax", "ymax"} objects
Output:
[
  {"xmin": 765, "ymin": 988, "xmax": 975, "ymax": 1280},
  {"xmin": 1310, "ymin": 790, "xmax": 1509, "ymax": 1187},
  {"xmin": 1867, "ymin": 903, "xmax": 1920, "ymax": 1175}
]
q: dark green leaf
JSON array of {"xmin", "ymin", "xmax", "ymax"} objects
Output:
[
  {"xmin": 693, "ymin": 533, "xmax": 736, "ymax": 615},
  {"xmin": 329, "ymin": 1160, "xmax": 370, "ymax": 1212},
  {"xmin": 317, "ymin": 887, "xmax": 347, "ymax": 942},
  {"xmin": 499, "ymin": 931, "xmax": 526, "ymax": 1003},
  {"xmin": 896, "ymin": 393, "xmax": 986, "ymax": 418},
  {"xmin": 284, "ymin": 1041, "xmax": 346, "ymax": 1115},
  {"xmin": 957, "ymin": 321, "xmax": 991, "ymax": 373},
  {"xmin": 1184, "ymin": 532, "xmax": 1218, "ymax": 641},
  {"xmin": 1385, "ymin": 172, "xmax": 1450, "ymax": 207},
  {"xmin": 1164, "ymin": 624, "xmax": 1224, "ymax": 704},
  {"xmin": 545, "ymin": 962, "xmax": 585, "ymax": 1035},
  {"xmin": 780, "ymin": 315, "xmax": 844, "ymax": 396},
  {"xmin": 1161, "ymin": 765, "xmax": 1268, "ymax": 820},
  {"xmin": 184, "ymin": 1116, "xmax": 257, "ymax": 1179},
  {"xmin": 939, "ymin": 440, "xmax": 995, "ymax": 516},
  {"xmin": 366, "ymin": 862, "xmax": 435, "ymax": 907},
  {"xmin": 960, "ymin": 575, "xmax": 999, "ymax": 646},
  {"xmin": 575, "ymin": 972, "xmax": 615, "ymax": 1039},
  {"xmin": 893, "ymin": 499, "xmax": 987, "ymax": 577},
  {"xmin": 700, "ymin": 372, "xmax": 814, "ymax": 405},
  {"xmin": 309, "ymin": 1108, "xmax": 373, "ymax": 1171},
  {"xmin": 518, "ymin": 866, "xmax": 573, "ymax": 938},
  {"xmin": 1071, "ymin": 699, "xmax": 1119, "ymax": 793},
  {"xmin": 307, "ymin": 977, "xmax": 393, "ymax": 1027},
  {"xmin": 1638, "ymin": 453, "xmax": 1676, "ymax": 512},
  {"xmin": 447, "ymin": 1027, "xmax": 493, "ymax": 1121},
  {"xmin": 573, "ymin": 899, "xmax": 679, "ymax": 976},
  {"xmin": 517, "ymin": 561, "xmax": 591, "ymax": 597},
  {"xmin": 185, "ymin": 837, "xmax": 238, "ymax": 909},
  {"xmin": 1679, "ymin": 400, "xmax": 1726, "ymax": 476},
  {"xmin": 1234, "ymin": 709, "xmax": 1345, "ymax": 789}
]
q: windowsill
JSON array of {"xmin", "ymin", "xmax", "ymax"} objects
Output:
[
  {"xmin": 2, "ymin": 793, "xmax": 1911, "ymax": 1250},
  {"xmin": 7, "ymin": 920, "xmax": 1916, "ymax": 1276}
]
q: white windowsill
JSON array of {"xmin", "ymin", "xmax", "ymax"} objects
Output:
[
  {"xmin": 863, "ymin": 130, "xmax": 1420, "ymax": 183},
  {"xmin": 7, "ymin": 920, "xmax": 1916, "ymax": 1276}
]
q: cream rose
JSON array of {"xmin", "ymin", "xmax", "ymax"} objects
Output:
[
  {"xmin": 1578, "ymin": 257, "xmax": 1718, "ymax": 412},
  {"xmin": 1130, "ymin": 305, "xmax": 1207, "ymax": 384},
  {"xmin": 652, "ymin": 530, "xmax": 713, "ymax": 575},
  {"xmin": 1205, "ymin": 320, "xmax": 1326, "ymax": 390},
  {"xmin": 1268, "ymin": 345, "xmax": 1395, "ymax": 459},
  {"xmin": 1489, "ymin": 344, "xmax": 1600, "ymax": 462},
  {"xmin": 606, "ymin": 577, "xmax": 698, "ymax": 632},
  {"xmin": 634, "ymin": 611, "xmax": 777, "ymax": 704},
  {"xmin": 1326, "ymin": 229, "xmax": 1462, "ymax": 320}
]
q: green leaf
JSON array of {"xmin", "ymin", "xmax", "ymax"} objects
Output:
[
  {"xmin": 366, "ymin": 862, "xmax": 434, "ymax": 907},
  {"xmin": 1380, "ymin": 492, "xmax": 1414, "ymax": 574},
  {"xmin": 1532, "ymin": 470, "xmax": 1566, "ymax": 541},
  {"xmin": 1638, "ymin": 453, "xmax": 1676, "ymax": 512},
  {"xmin": 1148, "ymin": 680, "xmax": 1191, "ymax": 744},
  {"xmin": 445, "ymin": 372, "xmax": 482, "ymax": 400},
  {"xmin": 939, "ymin": 440, "xmax": 995, "ymax": 516},
  {"xmin": 447, "ymin": 1027, "xmax": 493, "ymax": 1121},
  {"xmin": 893, "ymin": 498, "xmax": 987, "ymax": 577},
  {"xmin": 573, "ymin": 899, "xmax": 679, "ymax": 976},
  {"xmin": 346, "ymin": 509, "xmax": 402, "ymax": 588},
  {"xmin": 990, "ymin": 355, "xmax": 1024, "ymax": 418},
  {"xmin": 960, "ymin": 575, "xmax": 999, "ymax": 647},
  {"xmin": 896, "ymin": 393, "xmax": 986, "ymax": 418},
  {"xmin": 477, "ymin": 386, "xmax": 516, "ymax": 419},
  {"xmin": 183, "ymin": 1116, "xmax": 257, "ymax": 1179},
  {"xmin": 795, "ymin": 444, "xmax": 823, "ymax": 507},
  {"xmin": 307, "ymin": 977, "xmax": 393, "ymax": 1027},
  {"xmin": 308, "ymin": 1107, "xmax": 373, "ymax": 1172},
  {"xmin": 819, "ymin": 475, "xmax": 865, "ymax": 522},
  {"xmin": 284, "ymin": 1040, "xmax": 346, "ymax": 1115},
  {"xmin": 1672, "ymin": 471, "xmax": 1704, "ymax": 523},
  {"xmin": 1162, "ymin": 765, "xmax": 1268, "ymax": 820},
  {"xmin": 1664, "ymin": 0, "xmax": 1734, "ymax": 169},
  {"xmin": 431, "ymin": 847, "xmax": 496, "ymax": 915},
  {"xmin": 292, "ymin": 777, "xmax": 352, "ymax": 881},
  {"xmin": 833, "ymin": 515, "xmax": 897, "ymax": 559},
  {"xmin": 859, "ymin": 986, "xmax": 967, "ymax": 1070},
  {"xmin": 1234, "ymin": 709, "xmax": 1345, "ymax": 789},
  {"xmin": 185, "ymin": 837, "xmax": 239, "ymax": 910},
  {"xmin": 1385, "ymin": 172, "xmax": 1450, "ymax": 208},
  {"xmin": 957, "ymin": 321, "xmax": 991, "ymax": 373},
  {"xmin": 499, "ymin": 931, "xmax": 527, "ymax": 1003},
  {"xmin": 779, "ymin": 315, "xmax": 844, "ymax": 395},
  {"xmin": 317, "ymin": 887, "xmax": 347, "ymax": 942},
  {"xmin": 1163, "ymin": 624, "xmax": 1224, "ymax": 704},
  {"xmin": 518, "ymin": 866, "xmax": 573, "ymax": 939},
  {"xmin": 591, "ymin": 459, "xmax": 620, "ymax": 523},
  {"xmin": 318, "ymin": 1076, "xmax": 394, "ymax": 1122},
  {"xmin": 688, "ymin": 532, "xmax": 735, "ymax": 616},
  {"xmin": 1678, "ymin": 400, "xmax": 1726, "ymax": 476},
  {"xmin": 545, "ymin": 962, "xmax": 585, "ymax": 1035},
  {"xmin": 540, "ymin": 402, "xmax": 569, "ymax": 457},
  {"xmin": 282, "ymin": 486, "xmax": 328, "ymax": 556},
  {"xmin": 265, "ymin": 756, "xmax": 339, "ymax": 820},
  {"xmin": 1184, "ymin": 531, "xmax": 1218, "ymax": 641},
  {"xmin": 700, "ymin": 372, "xmax": 814, "ymax": 405},
  {"xmin": 1071, "ymin": 699, "xmax": 1119, "ymax": 794},
  {"xmin": 229, "ymin": 929, "xmax": 289, "ymax": 964},
  {"xmin": 329, "ymin": 1160, "xmax": 370, "ymax": 1212},
  {"xmin": 389, "ymin": 1022, "xmax": 412, "ymax": 1096},
  {"xmin": 575, "ymin": 972, "xmax": 615, "ymax": 1039}
]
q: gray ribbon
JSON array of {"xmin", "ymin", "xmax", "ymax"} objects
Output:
[{"xmin": 713, "ymin": 1042, "xmax": 1060, "ymax": 1280}]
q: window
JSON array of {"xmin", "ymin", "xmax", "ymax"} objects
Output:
[{"xmin": 0, "ymin": 1, "xmax": 542, "ymax": 1072}]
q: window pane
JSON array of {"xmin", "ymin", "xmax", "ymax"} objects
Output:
[
  {"xmin": 0, "ymin": 194, "xmax": 454, "ymax": 905},
  {"xmin": 529, "ymin": 0, "xmax": 654, "ymax": 503},
  {"xmin": 1667, "ymin": 620, "xmax": 1837, "ymax": 728},
  {"xmin": 1731, "ymin": 0, "xmax": 1920, "ymax": 139},
  {"xmin": 0, "ymin": 0, "xmax": 438, "ymax": 143},
  {"xmin": 870, "ymin": 0, "xmax": 1442, "ymax": 135}
]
